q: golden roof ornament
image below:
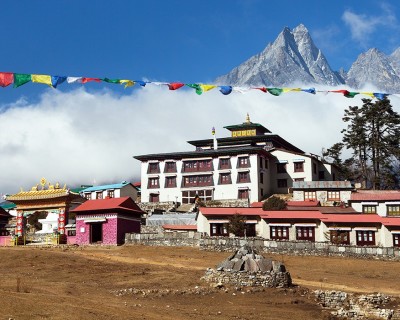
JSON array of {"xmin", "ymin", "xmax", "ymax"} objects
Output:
[
  {"xmin": 40, "ymin": 177, "xmax": 47, "ymax": 190},
  {"xmin": 245, "ymin": 113, "xmax": 251, "ymax": 124}
]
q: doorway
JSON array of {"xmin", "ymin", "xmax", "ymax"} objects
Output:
[{"xmin": 90, "ymin": 223, "xmax": 103, "ymax": 243}]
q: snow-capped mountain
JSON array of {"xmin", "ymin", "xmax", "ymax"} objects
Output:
[{"xmin": 215, "ymin": 24, "xmax": 400, "ymax": 92}]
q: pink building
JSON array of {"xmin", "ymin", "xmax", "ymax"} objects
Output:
[{"xmin": 71, "ymin": 197, "xmax": 143, "ymax": 245}]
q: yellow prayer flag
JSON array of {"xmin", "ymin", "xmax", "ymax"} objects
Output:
[
  {"xmin": 31, "ymin": 74, "xmax": 52, "ymax": 87},
  {"xmin": 120, "ymin": 80, "xmax": 135, "ymax": 88},
  {"xmin": 282, "ymin": 87, "xmax": 301, "ymax": 93},
  {"xmin": 360, "ymin": 92, "xmax": 375, "ymax": 98},
  {"xmin": 200, "ymin": 84, "xmax": 216, "ymax": 92}
]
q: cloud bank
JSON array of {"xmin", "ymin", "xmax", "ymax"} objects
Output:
[{"xmin": 1, "ymin": 85, "xmax": 399, "ymax": 195}]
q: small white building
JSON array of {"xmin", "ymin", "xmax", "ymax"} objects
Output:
[{"xmin": 80, "ymin": 181, "xmax": 139, "ymax": 201}]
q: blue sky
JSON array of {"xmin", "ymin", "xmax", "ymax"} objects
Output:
[{"xmin": 1, "ymin": 0, "xmax": 400, "ymax": 194}]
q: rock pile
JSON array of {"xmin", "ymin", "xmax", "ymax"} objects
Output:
[{"xmin": 202, "ymin": 245, "xmax": 292, "ymax": 288}]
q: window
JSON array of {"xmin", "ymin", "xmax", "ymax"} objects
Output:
[
  {"xmin": 265, "ymin": 159, "xmax": 268, "ymax": 169},
  {"xmin": 270, "ymin": 226, "xmax": 289, "ymax": 240},
  {"xmin": 319, "ymin": 171, "xmax": 325, "ymax": 180},
  {"xmin": 277, "ymin": 163, "xmax": 286, "ymax": 173},
  {"xmin": 147, "ymin": 162, "xmax": 160, "ymax": 174},
  {"xmin": 237, "ymin": 157, "xmax": 250, "ymax": 168},
  {"xmin": 304, "ymin": 191, "xmax": 316, "ymax": 200},
  {"xmin": 327, "ymin": 191, "xmax": 340, "ymax": 201},
  {"xmin": 96, "ymin": 192, "xmax": 103, "ymax": 199},
  {"xmin": 330, "ymin": 230, "xmax": 350, "ymax": 245},
  {"xmin": 107, "ymin": 190, "xmax": 115, "ymax": 198},
  {"xmin": 259, "ymin": 172, "xmax": 264, "ymax": 184},
  {"xmin": 219, "ymin": 158, "xmax": 231, "ymax": 169},
  {"xmin": 67, "ymin": 229, "xmax": 76, "ymax": 236},
  {"xmin": 164, "ymin": 162, "xmax": 176, "ymax": 173},
  {"xmin": 210, "ymin": 223, "xmax": 228, "ymax": 236},
  {"xmin": 294, "ymin": 178, "xmax": 304, "ymax": 182},
  {"xmin": 294, "ymin": 162, "xmax": 304, "ymax": 172},
  {"xmin": 394, "ymin": 234, "xmax": 400, "ymax": 247},
  {"xmin": 165, "ymin": 176, "xmax": 177, "ymax": 188},
  {"xmin": 387, "ymin": 205, "xmax": 400, "ymax": 216},
  {"xmin": 237, "ymin": 172, "xmax": 250, "ymax": 183},
  {"xmin": 259, "ymin": 158, "xmax": 263, "ymax": 168},
  {"xmin": 149, "ymin": 193, "xmax": 159, "ymax": 203},
  {"xmin": 183, "ymin": 175, "xmax": 213, "ymax": 187},
  {"xmin": 356, "ymin": 231, "xmax": 375, "ymax": 246},
  {"xmin": 296, "ymin": 227, "xmax": 315, "ymax": 242},
  {"xmin": 183, "ymin": 160, "xmax": 212, "ymax": 172},
  {"xmin": 363, "ymin": 205, "xmax": 377, "ymax": 214},
  {"xmin": 277, "ymin": 179, "xmax": 287, "ymax": 188},
  {"xmin": 148, "ymin": 177, "xmax": 159, "ymax": 188},
  {"xmin": 219, "ymin": 173, "xmax": 231, "ymax": 185},
  {"xmin": 238, "ymin": 189, "xmax": 249, "ymax": 199},
  {"xmin": 84, "ymin": 193, "xmax": 91, "ymax": 200},
  {"xmin": 313, "ymin": 163, "xmax": 317, "ymax": 174}
]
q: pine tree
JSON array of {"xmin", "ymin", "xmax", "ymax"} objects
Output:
[{"xmin": 341, "ymin": 98, "xmax": 400, "ymax": 189}]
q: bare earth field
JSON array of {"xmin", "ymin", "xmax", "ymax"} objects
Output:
[{"xmin": 1, "ymin": 245, "xmax": 400, "ymax": 320}]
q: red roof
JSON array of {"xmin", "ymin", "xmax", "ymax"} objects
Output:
[
  {"xmin": 162, "ymin": 224, "xmax": 197, "ymax": 230},
  {"xmin": 351, "ymin": 190, "xmax": 400, "ymax": 201},
  {"xmin": 200, "ymin": 207, "xmax": 263, "ymax": 216},
  {"xmin": 287, "ymin": 200, "xmax": 320, "ymax": 207},
  {"xmin": 250, "ymin": 202, "xmax": 264, "ymax": 208},
  {"xmin": 381, "ymin": 218, "xmax": 400, "ymax": 227},
  {"xmin": 71, "ymin": 197, "xmax": 144, "ymax": 214},
  {"xmin": 260, "ymin": 211, "xmax": 324, "ymax": 220},
  {"xmin": 321, "ymin": 214, "xmax": 382, "ymax": 223},
  {"xmin": 133, "ymin": 182, "xmax": 141, "ymax": 187}
]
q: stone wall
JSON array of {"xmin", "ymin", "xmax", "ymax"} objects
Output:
[
  {"xmin": 314, "ymin": 290, "xmax": 398, "ymax": 319},
  {"xmin": 125, "ymin": 233, "xmax": 400, "ymax": 260}
]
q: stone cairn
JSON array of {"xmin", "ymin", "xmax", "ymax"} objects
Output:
[{"xmin": 202, "ymin": 245, "xmax": 292, "ymax": 288}]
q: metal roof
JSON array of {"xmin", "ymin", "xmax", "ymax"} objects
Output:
[
  {"xmin": 81, "ymin": 182, "xmax": 132, "ymax": 193},
  {"xmin": 292, "ymin": 181, "xmax": 353, "ymax": 189}
]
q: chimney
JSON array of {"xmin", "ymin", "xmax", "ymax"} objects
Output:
[{"xmin": 212, "ymin": 127, "xmax": 218, "ymax": 150}]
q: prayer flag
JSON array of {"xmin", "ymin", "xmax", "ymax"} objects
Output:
[
  {"xmin": 67, "ymin": 77, "xmax": 82, "ymax": 83},
  {"xmin": 135, "ymin": 80, "xmax": 147, "ymax": 87},
  {"xmin": 81, "ymin": 78, "xmax": 101, "ymax": 83},
  {"xmin": 120, "ymin": 80, "xmax": 135, "ymax": 88},
  {"xmin": 0, "ymin": 72, "xmax": 14, "ymax": 87},
  {"xmin": 51, "ymin": 76, "xmax": 67, "ymax": 88},
  {"xmin": 302, "ymin": 88, "xmax": 316, "ymax": 94},
  {"xmin": 32, "ymin": 74, "xmax": 53, "ymax": 87},
  {"xmin": 267, "ymin": 88, "xmax": 283, "ymax": 96},
  {"xmin": 168, "ymin": 82, "xmax": 185, "ymax": 90},
  {"xmin": 200, "ymin": 84, "xmax": 216, "ymax": 92},
  {"xmin": 186, "ymin": 84, "xmax": 203, "ymax": 95},
  {"xmin": 219, "ymin": 86, "xmax": 232, "ymax": 95},
  {"xmin": 13, "ymin": 73, "xmax": 32, "ymax": 88},
  {"xmin": 102, "ymin": 78, "xmax": 121, "ymax": 84},
  {"xmin": 373, "ymin": 93, "xmax": 389, "ymax": 100},
  {"xmin": 254, "ymin": 87, "xmax": 267, "ymax": 93}
]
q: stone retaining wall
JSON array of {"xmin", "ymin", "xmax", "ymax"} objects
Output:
[{"xmin": 125, "ymin": 233, "xmax": 400, "ymax": 260}]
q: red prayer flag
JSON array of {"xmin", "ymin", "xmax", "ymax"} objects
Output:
[
  {"xmin": 168, "ymin": 82, "xmax": 185, "ymax": 90},
  {"xmin": 0, "ymin": 72, "xmax": 14, "ymax": 87},
  {"xmin": 81, "ymin": 78, "xmax": 101, "ymax": 84},
  {"xmin": 254, "ymin": 87, "xmax": 267, "ymax": 93},
  {"xmin": 330, "ymin": 90, "xmax": 349, "ymax": 95}
]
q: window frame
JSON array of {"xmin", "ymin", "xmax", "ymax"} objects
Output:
[
  {"xmin": 327, "ymin": 191, "xmax": 340, "ymax": 201},
  {"xmin": 296, "ymin": 227, "xmax": 315, "ymax": 242},
  {"xmin": 270, "ymin": 226, "xmax": 289, "ymax": 240},
  {"xmin": 362, "ymin": 205, "xmax": 377, "ymax": 214},
  {"xmin": 356, "ymin": 230, "xmax": 375, "ymax": 246},
  {"xmin": 294, "ymin": 162, "xmax": 304, "ymax": 172},
  {"xmin": 387, "ymin": 205, "xmax": 400, "ymax": 216}
]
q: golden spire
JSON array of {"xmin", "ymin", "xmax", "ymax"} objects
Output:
[{"xmin": 245, "ymin": 113, "xmax": 251, "ymax": 124}]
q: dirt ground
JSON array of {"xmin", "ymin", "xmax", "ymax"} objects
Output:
[{"xmin": 1, "ymin": 245, "xmax": 400, "ymax": 320}]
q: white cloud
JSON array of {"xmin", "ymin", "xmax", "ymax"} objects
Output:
[
  {"xmin": 1, "ymin": 84, "xmax": 399, "ymax": 195},
  {"xmin": 342, "ymin": 4, "xmax": 398, "ymax": 45}
]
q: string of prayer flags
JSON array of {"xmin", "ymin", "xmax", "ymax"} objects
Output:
[{"xmin": 0, "ymin": 71, "xmax": 394, "ymax": 101}]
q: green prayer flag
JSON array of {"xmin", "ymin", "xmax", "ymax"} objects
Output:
[
  {"xmin": 13, "ymin": 73, "xmax": 32, "ymax": 88},
  {"xmin": 267, "ymin": 88, "xmax": 283, "ymax": 96},
  {"xmin": 345, "ymin": 92, "xmax": 359, "ymax": 98},
  {"xmin": 102, "ymin": 78, "xmax": 121, "ymax": 84},
  {"xmin": 186, "ymin": 83, "xmax": 203, "ymax": 95}
]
